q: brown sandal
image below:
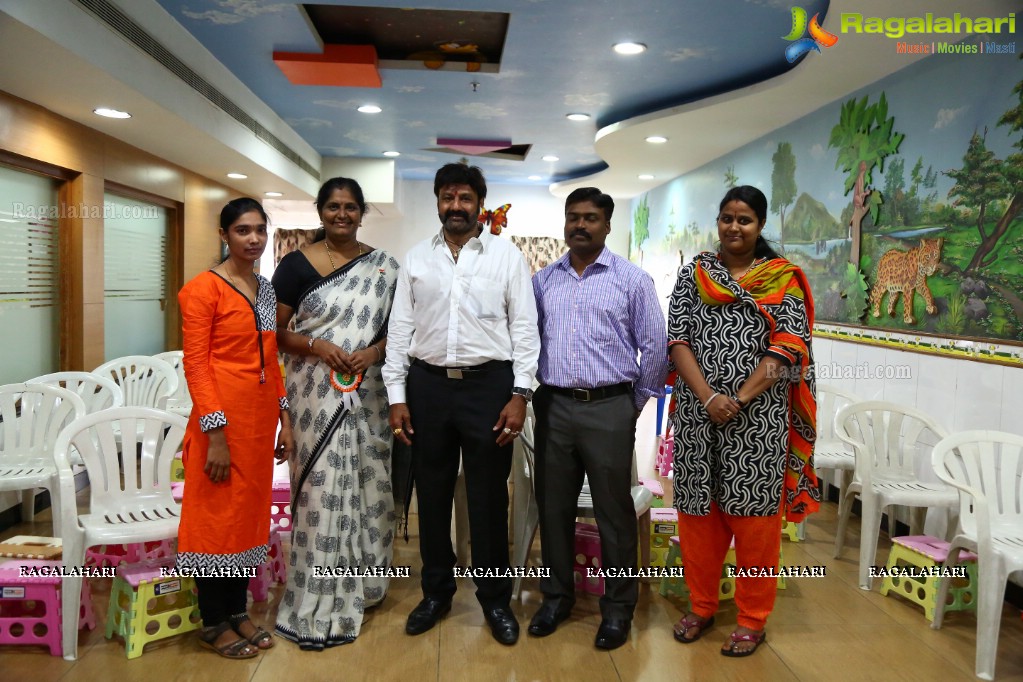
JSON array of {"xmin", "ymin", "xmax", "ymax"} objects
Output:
[
  {"xmin": 198, "ymin": 621, "xmax": 259, "ymax": 659},
  {"xmin": 673, "ymin": 613, "xmax": 715, "ymax": 643},
  {"xmin": 229, "ymin": 613, "xmax": 274, "ymax": 649}
]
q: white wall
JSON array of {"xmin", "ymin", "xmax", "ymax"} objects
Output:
[{"xmin": 813, "ymin": 338, "xmax": 1022, "ymax": 437}]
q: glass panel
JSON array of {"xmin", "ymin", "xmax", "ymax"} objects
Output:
[
  {"xmin": 0, "ymin": 165, "xmax": 60, "ymax": 383},
  {"xmin": 103, "ymin": 194, "xmax": 168, "ymax": 360}
]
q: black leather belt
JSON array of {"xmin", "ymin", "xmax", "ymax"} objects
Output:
[
  {"xmin": 412, "ymin": 358, "xmax": 511, "ymax": 379},
  {"xmin": 543, "ymin": 383, "xmax": 632, "ymax": 402}
]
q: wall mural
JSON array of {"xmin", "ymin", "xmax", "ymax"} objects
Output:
[{"xmin": 631, "ymin": 51, "xmax": 1023, "ymax": 361}]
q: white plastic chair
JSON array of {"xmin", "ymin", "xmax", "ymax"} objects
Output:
[
  {"xmin": 930, "ymin": 430, "xmax": 1023, "ymax": 681},
  {"xmin": 815, "ymin": 384, "xmax": 859, "ymax": 512},
  {"xmin": 0, "ymin": 383, "xmax": 86, "ymax": 535},
  {"xmin": 54, "ymin": 407, "xmax": 187, "ymax": 660},
  {"xmin": 835, "ymin": 400, "xmax": 956, "ymax": 590},
  {"xmin": 93, "ymin": 355, "xmax": 177, "ymax": 409},
  {"xmin": 154, "ymin": 350, "xmax": 192, "ymax": 417},
  {"xmin": 29, "ymin": 371, "xmax": 123, "ymax": 414}
]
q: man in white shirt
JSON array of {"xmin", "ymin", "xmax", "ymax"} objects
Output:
[{"xmin": 384, "ymin": 163, "xmax": 540, "ymax": 645}]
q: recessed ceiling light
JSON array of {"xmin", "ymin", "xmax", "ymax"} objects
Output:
[
  {"xmin": 528, "ymin": 175, "xmax": 542, "ymax": 181},
  {"xmin": 645, "ymin": 135, "xmax": 668, "ymax": 144},
  {"xmin": 264, "ymin": 192, "xmax": 283, "ymax": 197},
  {"xmin": 357, "ymin": 104, "xmax": 382, "ymax": 114},
  {"xmin": 383, "ymin": 151, "xmax": 401, "ymax": 157},
  {"xmin": 93, "ymin": 107, "xmax": 131, "ymax": 119},
  {"xmin": 566, "ymin": 113, "xmax": 590, "ymax": 121},
  {"xmin": 227, "ymin": 173, "xmax": 247, "ymax": 179},
  {"xmin": 638, "ymin": 174, "xmax": 655, "ymax": 180},
  {"xmin": 542, "ymin": 155, "xmax": 559, "ymax": 162},
  {"xmin": 613, "ymin": 42, "xmax": 647, "ymax": 55}
]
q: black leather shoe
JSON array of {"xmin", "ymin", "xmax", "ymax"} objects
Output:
[
  {"xmin": 594, "ymin": 618, "xmax": 631, "ymax": 650},
  {"xmin": 483, "ymin": 607, "xmax": 520, "ymax": 645},
  {"xmin": 528, "ymin": 601, "xmax": 572, "ymax": 637},
  {"xmin": 405, "ymin": 597, "xmax": 451, "ymax": 635}
]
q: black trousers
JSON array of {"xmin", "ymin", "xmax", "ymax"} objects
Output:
[
  {"xmin": 407, "ymin": 361, "xmax": 514, "ymax": 610},
  {"xmin": 533, "ymin": 387, "xmax": 638, "ymax": 620},
  {"xmin": 195, "ymin": 576, "xmax": 249, "ymax": 627}
]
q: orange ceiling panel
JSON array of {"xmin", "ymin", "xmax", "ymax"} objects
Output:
[{"xmin": 273, "ymin": 44, "xmax": 381, "ymax": 88}]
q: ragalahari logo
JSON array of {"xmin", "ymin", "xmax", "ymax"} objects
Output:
[{"xmin": 783, "ymin": 7, "xmax": 839, "ymax": 62}]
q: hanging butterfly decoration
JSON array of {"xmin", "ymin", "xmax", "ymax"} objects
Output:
[{"xmin": 478, "ymin": 203, "xmax": 511, "ymax": 235}]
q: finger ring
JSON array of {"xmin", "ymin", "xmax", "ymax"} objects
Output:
[
  {"xmin": 503, "ymin": 427, "xmax": 512, "ymax": 434},
  {"xmin": 393, "ymin": 428, "xmax": 403, "ymax": 435}
]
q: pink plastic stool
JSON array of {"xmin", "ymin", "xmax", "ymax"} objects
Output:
[
  {"xmin": 573, "ymin": 522, "xmax": 604, "ymax": 596},
  {"xmin": 248, "ymin": 561, "xmax": 273, "ymax": 602},
  {"xmin": 268, "ymin": 524, "xmax": 287, "ymax": 584},
  {"xmin": 170, "ymin": 482, "xmax": 184, "ymax": 502},
  {"xmin": 0, "ymin": 560, "xmax": 95, "ymax": 656},
  {"xmin": 639, "ymin": 476, "xmax": 664, "ymax": 498},
  {"xmin": 271, "ymin": 480, "xmax": 292, "ymax": 533},
  {"xmin": 249, "ymin": 525, "xmax": 288, "ymax": 600},
  {"xmin": 86, "ymin": 539, "xmax": 176, "ymax": 569}
]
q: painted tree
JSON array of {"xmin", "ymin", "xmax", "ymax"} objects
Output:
[
  {"xmin": 828, "ymin": 93, "xmax": 904, "ymax": 266},
  {"xmin": 946, "ymin": 129, "xmax": 1011, "ymax": 272},
  {"xmin": 966, "ymin": 52, "xmax": 1023, "ymax": 272},
  {"xmin": 881, "ymin": 156, "xmax": 905, "ymax": 226},
  {"xmin": 724, "ymin": 166, "xmax": 739, "ymax": 189},
  {"xmin": 770, "ymin": 142, "xmax": 797, "ymax": 243},
  {"xmin": 632, "ymin": 194, "xmax": 650, "ymax": 267}
]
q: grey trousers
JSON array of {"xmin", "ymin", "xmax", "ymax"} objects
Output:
[{"xmin": 532, "ymin": 386, "xmax": 638, "ymax": 620}]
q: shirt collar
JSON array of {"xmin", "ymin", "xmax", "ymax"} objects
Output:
[
  {"xmin": 554, "ymin": 245, "xmax": 612, "ymax": 272},
  {"xmin": 432, "ymin": 226, "xmax": 491, "ymax": 251}
]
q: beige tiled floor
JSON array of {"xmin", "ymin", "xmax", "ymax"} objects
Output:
[{"xmin": 1, "ymin": 498, "xmax": 1022, "ymax": 681}]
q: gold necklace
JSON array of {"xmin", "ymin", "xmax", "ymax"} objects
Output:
[
  {"xmin": 444, "ymin": 238, "xmax": 465, "ymax": 262},
  {"xmin": 733, "ymin": 258, "xmax": 758, "ymax": 281},
  {"xmin": 324, "ymin": 240, "xmax": 363, "ymax": 270}
]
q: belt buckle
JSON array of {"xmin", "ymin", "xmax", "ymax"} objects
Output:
[
  {"xmin": 572, "ymin": 388, "xmax": 591, "ymax": 401},
  {"xmin": 446, "ymin": 368, "xmax": 464, "ymax": 380}
]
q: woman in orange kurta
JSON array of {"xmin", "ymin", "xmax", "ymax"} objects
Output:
[{"xmin": 176, "ymin": 198, "xmax": 294, "ymax": 659}]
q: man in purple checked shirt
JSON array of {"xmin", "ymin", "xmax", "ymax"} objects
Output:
[{"xmin": 528, "ymin": 186, "xmax": 668, "ymax": 650}]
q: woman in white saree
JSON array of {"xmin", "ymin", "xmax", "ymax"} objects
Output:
[{"xmin": 272, "ymin": 177, "xmax": 400, "ymax": 649}]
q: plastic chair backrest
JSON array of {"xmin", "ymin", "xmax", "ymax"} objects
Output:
[
  {"xmin": 0, "ymin": 383, "xmax": 86, "ymax": 457},
  {"xmin": 836, "ymin": 400, "xmax": 949, "ymax": 486},
  {"xmin": 153, "ymin": 351, "xmax": 189, "ymax": 403},
  {"xmin": 816, "ymin": 384, "xmax": 859, "ymax": 443},
  {"xmin": 29, "ymin": 372, "xmax": 123, "ymax": 414},
  {"xmin": 93, "ymin": 356, "xmax": 178, "ymax": 409},
  {"xmin": 932, "ymin": 430, "xmax": 1023, "ymax": 544},
  {"xmin": 53, "ymin": 407, "xmax": 186, "ymax": 518}
]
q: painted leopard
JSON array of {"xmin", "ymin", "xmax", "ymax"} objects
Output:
[{"xmin": 868, "ymin": 237, "xmax": 943, "ymax": 324}]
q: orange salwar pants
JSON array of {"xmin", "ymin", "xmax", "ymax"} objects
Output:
[{"xmin": 676, "ymin": 500, "xmax": 783, "ymax": 630}]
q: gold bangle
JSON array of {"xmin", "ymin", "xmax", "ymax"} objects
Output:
[{"xmin": 373, "ymin": 345, "xmax": 383, "ymax": 361}]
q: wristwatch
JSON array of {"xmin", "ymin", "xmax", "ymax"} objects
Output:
[{"xmin": 511, "ymin": 387, "xmax": 534, "ymax": 402}]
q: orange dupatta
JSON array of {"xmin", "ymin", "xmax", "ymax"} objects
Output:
[{"xmin": 695, "ymin": 255, "xmax": 819, "ymax": 522}]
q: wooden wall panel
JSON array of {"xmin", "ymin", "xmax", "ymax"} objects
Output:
[{"xmin": 0, "ymin": 89, "xmax": 240, "ymax": 368}]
